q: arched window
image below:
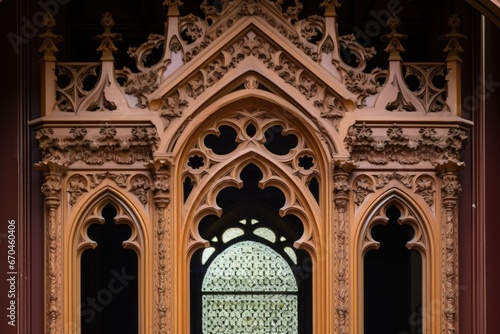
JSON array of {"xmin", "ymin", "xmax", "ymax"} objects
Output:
[
  {"xmin": 190, "ymin": 164, "xmax": 312, "ymax": 334},
  {"xmin": 80, "ymin": 203, "xmax": 138, "ymax": 334},
  {"xmin": 364, "ymin": 205, "xmax": 423, "ymax": 334}
]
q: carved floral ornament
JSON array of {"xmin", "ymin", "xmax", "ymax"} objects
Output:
[
  {"xmin": 344, "ymin": 123, "xmax": 468, "ymax": 166},
  {"xmin": 34, "ymin": 125, "xmax": 159, "ymax": 166}
]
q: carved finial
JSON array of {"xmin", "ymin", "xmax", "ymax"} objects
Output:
[
  {"xmin": 95, "ymin": 12, "xmax": 122, "ymax": 60},
  {"xmin": 440, "ymin": 14, "xmax": 467, "ymax": 61},
  {"xmin": 38, "ymin": 13, "xmax": 63, "ymax": 60},
  {"xmin": 163, "ymin": 0, "xmax": 183, "ymax": 16},
  {"xmin": 320, "ymin": 0, "xmax": 341, "ymax": 17},
  {"xmin": 381, "ymin": 13, "xmax": 407, "ymax": 61}
]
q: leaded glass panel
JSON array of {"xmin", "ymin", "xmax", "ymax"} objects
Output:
[
  {"xmin": 202, "ymin": 295, "xmax": 297, "ymax": 333},
  {"xmin": 202, "ymin": 240, "xmax": 298, "ymax": 334}
]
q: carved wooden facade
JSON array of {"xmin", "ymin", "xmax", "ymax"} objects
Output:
[{"xmin": 31, "ymin": 1, "xmax": 471, "ymax": 333}]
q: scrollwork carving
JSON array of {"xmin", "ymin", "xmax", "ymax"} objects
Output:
[
  {"xmin": 159, "ymin": 31, "xmax": 346, "ymax": 123},
  {"xmin": 86, "ymin": 172, "xmax": 130, "ymax": 189}
]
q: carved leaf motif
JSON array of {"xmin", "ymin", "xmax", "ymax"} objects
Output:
[
  {"xmin": 130, "ymin": 175, "xmax": 151, "ymax": 205},
  {"xmin": 374, "ymin": 172, "xmax": 414, "ymax": 189},
  {"xmin": 353, "ymin": 176, "xmax": 374, "ymax": 206},
  {"xmin": 41, "ymin": 175, "xmax": 62, "ymax": 199},
  {"xmin": 415, "ymin": 176, "xmax": 435, "ymax": 206},
  {"xmin": 67, "ymin": 175, "xmax": 88, "ymax": 205}
]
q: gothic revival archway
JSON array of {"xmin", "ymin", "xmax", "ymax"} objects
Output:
[{"xmin": 32, "ymin": 1, "xmax": 470, "ymax": 333}]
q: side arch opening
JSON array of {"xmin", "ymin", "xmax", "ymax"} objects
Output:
[
  {"xmin": 70, "ymin": 190, "xmax": 148, "ymax": 334},
  {"xmin": 363, "ymin": 204, "xmax": 422, "ymax": 334},
  {"xmin": 357, "ymin": 197, "xmax": 430, "ymax": 334},
  {"xmin": 80, "ymin": 203, "xmax": 138, "ymax": 334}
]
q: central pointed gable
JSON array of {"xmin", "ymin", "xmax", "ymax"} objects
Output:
[{"xmin": 148, "ymin": 16, "xmax": 357, "ymax": 116}]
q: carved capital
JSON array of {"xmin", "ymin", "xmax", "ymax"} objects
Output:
[
  {"xmin": 147, "ymin": 157, "xmax": 174, "ymax": 207},
  {"xmin": 35, "ymin": 161, "xmax": 67, "ymax": 205}
]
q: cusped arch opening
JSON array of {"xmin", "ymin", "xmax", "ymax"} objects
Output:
[
  {"xmin": 67, "ymin": 187, "xmax": 149, "ymax": 334},
  {"xmin": 190, "ymin": 163, "xmax": 313, "ymax": 334},
  {"xmin": 356, "ymin": 192, "xmax": 432, "ymax": 334},
  {"xmin": 184, "ymin": 157, "xmax": 321, "ymax": 259}
]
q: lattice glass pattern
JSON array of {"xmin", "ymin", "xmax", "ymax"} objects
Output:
[
  {"xmin": 202, "ymin": 295, "xmax": 297, "ymax": 333},
  {"xmin": 202, "ymin": 241, "xmax": 298, "ymax": 333},
  {"xmin": 202, "ymin": 241, "xmax": 298, "ymax": 292}
]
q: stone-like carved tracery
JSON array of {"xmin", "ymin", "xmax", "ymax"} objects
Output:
[{"xmin": 32, "ymin": 1, "xmax": 471, "ymax": 333}]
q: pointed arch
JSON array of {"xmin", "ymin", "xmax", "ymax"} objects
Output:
[
  {"xmin": 63, "ymin": 185, "xmax": 153, "ymax": 334},
  {"xmin": 181, "ymin": 149, "xmax": 322, "ymax": 258},
  {"xmin": 171, "ymin": 88, "xmax": 335, "ymax": 332},
  {"xmin": 351, "ymin": 188, "xmax": 439, "ymax": 334},
  {"xmin": 162, "ymin": 71, "xmax": 346, "ymax": 159}
]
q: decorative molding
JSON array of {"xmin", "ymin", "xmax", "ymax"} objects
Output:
[
  {"xmin": 35, "ymin": 126, "xmax": 159, "ymax": 166},
  {"xmin": 35, "ymin": 161, "xmax": 66, "ymax": 334},
  {"xmin": 345, "ymin": 123, "xmax": 468, "ymax": 166},
  {"xmin": 333, "ymin": 161, "xmax": 354, "ymax": 334},
  {"xmin": 438, "ymin": 165, "xmax": 462, "ymax": 334},
  {"xmin": 147, "ymin": 158, "xmax": 173, "ymax": 334},
  {"xmin": 86, "ymin": 172, "xmax": 130, "ymax": 189}
]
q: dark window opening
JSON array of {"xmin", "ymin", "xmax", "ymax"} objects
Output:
[
  {"xmin": 264, "ymin": 125, "xmax": 299, "ymax": 155},
  {"xmin": 364, "ymin": 205, "xmax": 422, "ymax": 334},
  {"xmin": 184, "ymin": 176, "xmax": 194, "ymax": 203},
  {"xmin": 81, "ymin": 204, "xmax": 138, "ymax": 334},
  {"xmin": 308, "ymin": 177, "xmax": 320, "ymax": 203},
  {"xmin": 204, "ymin": 125, "xmax": 238, "ymax": 155}
]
